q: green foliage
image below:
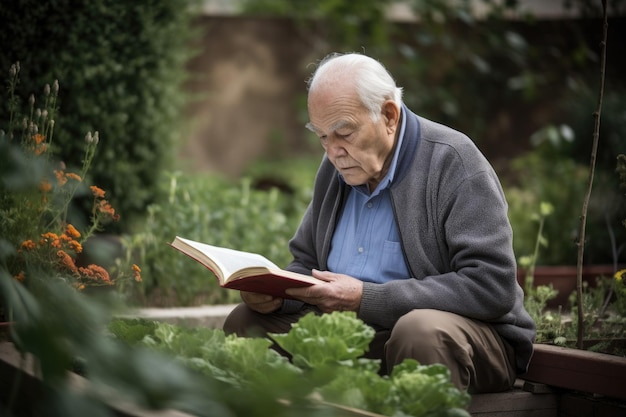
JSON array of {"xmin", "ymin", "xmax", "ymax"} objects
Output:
[
  {"xmin": 241, "ymin": 0, "xmax": 529, "ymax": 140},
  {"xmin": 565, "ymin": 276, "xmax": 626, "ymax": 343},
  {"xmin": 614, "ymin": 269, "xmax": 626, "ymax": 316},
  {"xmin": 270, "ymin": 311, "xmax": 376, "ymax": 370},
  {"xmin": 0, "ymin": 0, "xmax": 202, "ymax": 233},
  {"xmin": 504, "ymin": 145, "xmax": 624, "ymax": 265},
  {"xmin": 243, "ymin": 155, "xmax": 323, "ymax": 200},
  {"xmin": 0, "ymin": 66, "xmax": 228, "ymax": 415},
  {"xmin": 120, "ymin": 170, "xmax": 312, "ymax": 306},
  {"xmin": 107, "ymin": 317, "xmax": 158, "ymax": 345},
  {"xmin": 240, "ymin": 0, "xmax": 392, "ymax": 50},
  {"xmin": 109, "ymin": 312, "xmax": 471, "ymax": 417},
  {"xmin": 1, "ymin": 225, "xmax": 225, "ymax": 415},
  {"xmin": 112, "ymin": 319, "xmax": 303, "ymax": 392},
  {"xmin": 318, "ymin": 359, "xmax": 470, "ymax": 417},
  {"xmin": 393, "ymin": 1, "xmax": 538, "ymax": 135},
  {"xmin": 516, "ymin": 197, "xmax": 625, "ymax": 351},
  {"xmin": 0, "ymin": 65, "xmax": 141, "ymax": 296}
]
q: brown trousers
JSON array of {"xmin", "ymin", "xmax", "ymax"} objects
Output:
[{"xmin": 223, "ymin": 304, "xmax": 517, "ymax": 393}]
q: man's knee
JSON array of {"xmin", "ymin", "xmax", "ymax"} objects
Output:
[
  {"xmin": 223, "ymin": 303, "xmax": 267, "ymax": 337},
  {"xmin": 385, "ymin": 309, "xmax": 515, "ymax": 393},
  {"xmin": 389, "ymin": 309, "xmax": 458, "ymax": 346}
]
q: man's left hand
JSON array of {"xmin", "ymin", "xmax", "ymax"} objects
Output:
[{"xmin": 286, "ymin": 269, "xmax": 363, "ymax": 313}]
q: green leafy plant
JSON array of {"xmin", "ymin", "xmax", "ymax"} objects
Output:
[
  {"xmin": 0, "ymin": 0, "xmax": 202, "ymax": 233},
  {"xmin": 517, "ymin": 202, "xmax": 562, "ymax": 344},
  {"xmin": 270, "ymin": 311, "xmax": 376, "ymax": 370},
  {"xmin": 0, "ymin": 65, "xmax": 232, "ymax": 417},
  {"xmin": 109, "ymin": 312, "xmax": 471, "ymax": 417},
  {"xmin": 613, "ymin": 269, "xmax": 626, "ymax": 317},
  {"xmin": 120, "ymin": 170, "xmax": 311, "ymax": 306},
  {"xmin": 519, "ymin": 191, "xmax": 625, "ymax": 353},
  {"xmin": 0, "ymin": 64, "xmax": 141, "ymax": 300}
]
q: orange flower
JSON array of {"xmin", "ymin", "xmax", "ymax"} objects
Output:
[
  {"xmin": 14, "ymin": 271, "xmax": 25, "ymax": 282},
  {"xmin": 65, "ymin": 172, "xmax": 82, "ymax": 182},
  {"xmin": 21, "ymin": 240, "xmax": 36, "ymax": 250},
  {"xmin": 34, "ymin": 143, "xmax": 47, "ymax": 155},
  {"xmin": 90, "ymin": 186, "xmax": 106, "ymax": 198},
  {"xmin": 65, "ymin": 224, "xmax": 81, "ymax": 239},
  {"xmin": 67, "ymin": 239, "xmax": 83, "ymax": 254},
  {"xmin": 40, "ymin": 232, "xmax": 61, "ymax": 247},
  {"xmin": 32, "ymin": 134, "xmax": 45, "ymax": 144},
  {"xmin": 54, "ymin": 169, "xmax": 67, "ymax": 186},
  {"xmin": 97, "ymin": 199, "xmax": 120, "ymax": 221},
  {"xmin": 132, "ymin": 264, "xmax": 142, "ymax": 282},
  {"xmin": 39, "ymin": 180, "xmax": 52, "ymax": 193},
  {"xmin": 79, "ymin": 264, "xmax": 112, "ymax": 284},
  {"xmin": 57, "ymin": 250, "xmax": 79, "ymax": 274}
]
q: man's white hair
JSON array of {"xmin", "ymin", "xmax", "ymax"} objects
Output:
[{"xmin": 307, "ymin": 52, "xmax": 404, "ymax": 121}]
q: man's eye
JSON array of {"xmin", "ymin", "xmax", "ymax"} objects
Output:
[{"xmin": 337, "ymin": 132, "xmax": 352, "ymax": 139}]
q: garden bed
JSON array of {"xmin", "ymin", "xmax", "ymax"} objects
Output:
[
  {"xmin": 3, "ymin": 303, "xmax": 626, "ymax": 417},
  {"xmin": 523, "ymin": 343, "xmax": 626, "ymax": 401},
  {"xmin": 2, "ymin": 337, "xmax": 626, "ymax": 417},
  {"xmin": 0, "ymin": 340, "xmax": 387, "ymax": 417},
  {"xmin": 470, "ymin": 342, "xmax": 626, "ymax": 416}
]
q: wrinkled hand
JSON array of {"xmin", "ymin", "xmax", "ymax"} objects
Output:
[
  {"xmin": 285, "ymin": 269, "xmax": 363, "ymax": 313},
  {"xmin": 240, "ymin": 291, "xmax": 283, "ymax": 314}
]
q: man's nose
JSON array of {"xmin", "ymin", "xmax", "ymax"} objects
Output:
[{"xmin": 326, "ymin": 136, "xmax": 347, "ymax": 157}]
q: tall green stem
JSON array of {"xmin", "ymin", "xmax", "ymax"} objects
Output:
[{"xmin": 576, "ymin": 0, "xmax": 608, "ymax": 349}]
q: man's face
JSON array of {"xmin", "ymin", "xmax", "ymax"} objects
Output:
[{"xmin": 306, "ymin": 85, "xmax": 399, "ymax": 190}]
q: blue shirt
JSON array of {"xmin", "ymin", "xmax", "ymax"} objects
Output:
[{"xmin": 327, "ymin": 110, "xmax": 410, "ymax": 283}]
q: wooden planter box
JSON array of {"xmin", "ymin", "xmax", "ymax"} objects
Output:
[
  {"xmin": 470, "ymin": 343, "xmax": 626, "ymax": 417},
  {"xmin": 523, "ymin": 343, "xmax": 626, "ymax": 401},
  {"xmin": 517, "ymin": 265, "xmax": 617, "ymax": 308},
  {"xmin": 0, "ymin": 341, "xmax": 384, "ymax": 417}
]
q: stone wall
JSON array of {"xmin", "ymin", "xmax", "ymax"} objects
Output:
[{"xmin": 181, "ymin": 16, "xmax": 320, "ymax": 177}]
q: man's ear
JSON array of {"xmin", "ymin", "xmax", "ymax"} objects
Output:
[{"xmin": 381, "ymin": 100, "xmax": 400, "ymax": 133}]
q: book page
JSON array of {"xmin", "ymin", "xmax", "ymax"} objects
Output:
[{"xmin": 177, "ymin": 238, "xmax": 280, "ymax": 278}]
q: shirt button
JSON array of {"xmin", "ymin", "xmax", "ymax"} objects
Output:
[
  {"xmin": 367, "ymin": 202, "xmax": 373, "ymax": 208},
  {"xmin": 358, "ymin": 247, "xmax": 364, "ymax": 253}
]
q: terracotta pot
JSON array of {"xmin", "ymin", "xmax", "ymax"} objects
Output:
[{"xmin": 517, "ymin": 264, "xmax": 618, "ymax": 308}]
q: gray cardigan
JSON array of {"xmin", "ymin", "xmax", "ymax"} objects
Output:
[{"xmin": 285, "ymin": 106, "xmax": 536, "ymax": 374}]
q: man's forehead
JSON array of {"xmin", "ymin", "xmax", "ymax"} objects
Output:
[{"xmin": 306, "ymin": 119, "xmax": 353, "ymax": 134}]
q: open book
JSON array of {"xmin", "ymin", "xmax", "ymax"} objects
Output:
[{"xmin": 169, "ymin": 236, "xmax": 320, "ymax": 299}]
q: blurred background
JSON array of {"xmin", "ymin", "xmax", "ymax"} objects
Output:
[{"xmin": 1, "ymin": 0, "xmax": 625, "ymax": 307}]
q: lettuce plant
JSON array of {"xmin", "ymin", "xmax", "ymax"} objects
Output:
[{"xmin": 109, "ymin": 312, "xmax": 471, "ymax": 417}]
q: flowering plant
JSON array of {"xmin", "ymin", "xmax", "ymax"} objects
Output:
[{"xmin": 1, "ymin": 62, "xmax": 141, "ymax": 294}]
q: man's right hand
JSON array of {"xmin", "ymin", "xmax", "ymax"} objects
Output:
[{"xmin": 240, "ymin": 291, "xmax": 283, "ymax": 314}]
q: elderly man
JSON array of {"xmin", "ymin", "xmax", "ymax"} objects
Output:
[{"xmin": 223, "ymin": 52, "xmax": 536, "ymax": 393}]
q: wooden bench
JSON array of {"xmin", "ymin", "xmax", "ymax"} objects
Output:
[
  {"xmin": 468, "ymin": 380, "xmax": 558, "ymax": 417},
  {"xmin": 468, "ymin": 343, "xmax": 626, "ymax": 417}
]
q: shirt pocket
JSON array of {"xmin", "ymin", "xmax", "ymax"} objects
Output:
[{"xmin": 378, "ymin": 240, "xmax": 410, "ymax": 281}]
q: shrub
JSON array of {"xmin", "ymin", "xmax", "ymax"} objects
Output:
[
  {"xmin": 122, "ymin": 169, "xmax": 312, "ymax": 306},
  {"xmin": 0, "ymin": 0, "xmax": 202, "ymax": 233},
  {"xmin": 0, "ymin": 63, "xmax": 140, "ymax": 298},
  {"xmin": 504, "ymin": 145, "xmax": 624, "ymax": 266}
]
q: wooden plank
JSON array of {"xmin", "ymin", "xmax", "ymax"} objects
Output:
[
  {"xmin": 468, "ymin": 389, "xmax": 558, "ymax": 416},
  {"xmin": 558, "ymin": 392, "xmax": 626, "ymax": 417},
  {"xmin": 468, "ymin": 410, "xmax": 556, "ymax": 417},
  {"xmin": 523, "ymin": 344, "xmax": 626, "ymax": 400},
  {"xmin": 0, "ymin": 342, "xmax": 194, "ymax": 417}
]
